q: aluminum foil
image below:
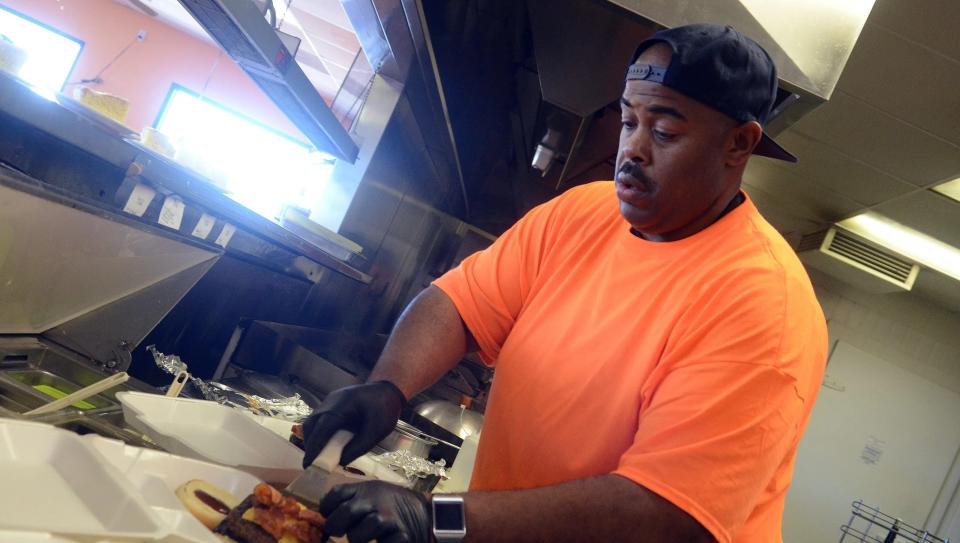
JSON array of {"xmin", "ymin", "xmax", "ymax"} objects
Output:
[
  {"xmin": 146, "ymin": 345, "xmax": 311, "ymax": 422},
  {"xmin": 147, "ymin": 344, "xmax": 187, "ymax": 374},
  {"xmin": 373, "ymin": 449, "xmax": 447, "ymax": 480},
  {"xmin": 245, "ymin": 393, "xmax": 312, "ymax": 421}
]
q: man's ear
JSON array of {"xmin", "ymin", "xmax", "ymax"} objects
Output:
[{"xmin": 725, "ymin": 121, "xmax": 763, "ymax": 167}]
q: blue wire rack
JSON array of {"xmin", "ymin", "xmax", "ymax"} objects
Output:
[{"xmin": 840, "ymin": 500, "xmax": 950, "ymax": 543}]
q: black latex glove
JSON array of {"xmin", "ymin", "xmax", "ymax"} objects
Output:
[
  {"xmin": 302, "ymin": 380, "xmax": 406, "ymax": 468},
  {"xmin": 320, "ymin": 481, "xmax": 432, "ymax": 543}
]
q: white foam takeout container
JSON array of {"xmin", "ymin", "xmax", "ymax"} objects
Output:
[
  {"xmin": 0, "ymin": 412, "xmax": 409, "ymax": 542},
  {"xmin": 84, "ymin": 433, "xmax": 264, "ymax": 543},
  {"xmin": 0, "ymin": 419, "xmax": 165, "ymax": 541},
  {"xmin": 117, "ymin": 391, "xmax": 304, "ymax": 484},
  {"xmin": 245, "ymin": 412, "xmax": 411, "ymax": 487}
]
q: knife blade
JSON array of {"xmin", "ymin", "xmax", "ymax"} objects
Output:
[{"xmin": 286, "ymin": 429, "xmax": 353, "ymax": 507}]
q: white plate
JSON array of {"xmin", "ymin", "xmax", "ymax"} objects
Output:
[
  {"xmin": 117, "ymin": 392, "xmax": 304, "ymax": 484},
  {"xmin": 0, "ymin": 419, "xmax": 164, "ymax": 540}
]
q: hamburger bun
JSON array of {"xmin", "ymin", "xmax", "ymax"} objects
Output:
[{"xmin": 175, "ymin": 479, "xmax": 243, "ymax": 530}]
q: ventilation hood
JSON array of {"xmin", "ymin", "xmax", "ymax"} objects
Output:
[
  {"xmin": 176, "ymin": 0, "xmax": 359, "ymax": 161},
  {"xmin": 525, "ymin": 0, "xmax": 876, "ymax": 174}
]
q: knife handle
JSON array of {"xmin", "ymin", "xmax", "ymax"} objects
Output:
[{"xmin": 313, "ymin": 430, "xmax": 354, "ymax": 470}]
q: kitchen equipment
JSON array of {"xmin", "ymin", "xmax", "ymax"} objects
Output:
[
  {"xmin": 285, "ymin": 429, "xmax": 354, "ymax": 506},
  {"xmin": 213, "ymin": 321, "xmax": 368, "ymax": 397},
  {"xmin": 378, "ymin": 419, "xmax": 439, "ymax": 458},
  {"xmin": 174, "ymin": 0, "xmax": 358, "ymax": 161},
  {"xmin": 23, "ymin": 371, "xmax": 129, "ymax": 416},
  {"xmin": 235, "ymin": 369, "xmax": 324, "ymax": 409},
  {"xmin": 118, "ymin": 391, "xmax": 304, "ymax": 483},
  {"xmin": 3, "ymin": 368, "xmax": 115, "ymax": 411},
  {"xmin": 415, "ymin": 400, "xmax": 484, "ymax": 440},
  {"xmin": 0, "ymin": 165, "xmax": 220, "ymax": 424}
]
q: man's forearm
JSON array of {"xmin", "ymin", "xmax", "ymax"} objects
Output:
[
  {"xmin": 460, "ymin": 474, "xmax": 712, "ymax": 543},
  {"xmin": 368, "ymin": 285, "xmax": 477, "ymax": 399}
]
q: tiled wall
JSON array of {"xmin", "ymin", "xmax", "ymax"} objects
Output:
[{"xmin": 808, "ymin": 268, "xmax": 960, "ymax": 394}]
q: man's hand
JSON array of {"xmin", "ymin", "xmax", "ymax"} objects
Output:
[
  {"xmin": 320, "ymin": 481, "xmax": 432, "ymax": 543},
  {"xmin": 302, "ymin": 381, "xmax": 406, "ymax": 468}
]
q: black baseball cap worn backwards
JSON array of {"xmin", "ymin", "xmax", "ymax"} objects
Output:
[{"xmin": 626, "ymin": 23, "xmax": 797, "ymax": 163}]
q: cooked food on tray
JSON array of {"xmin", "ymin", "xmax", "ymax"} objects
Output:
[{"xmin": 176, "ymin": 479, "xmax": 325, "ymax": 543}]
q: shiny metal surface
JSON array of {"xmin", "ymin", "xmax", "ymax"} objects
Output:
[
  {"xmin": 414, "ymin": 400, "xmax": 483, "ymax": 440},
  {"xmin": 605, "ymin": 0, "xmax": 875, "ymax": 100},
  {"xmin": 529, "ymin": 0, "xmax": 659, "ymax": 117},
  {"xmin": 3, "ymin": 369, "xmax": 116, "ymax": 410},
  {"xmin": 0, "ymin": 172, "xmax": 219, "ymax": 334},
  {"xmin": 43, "ymin": 258, "xmax": 217, "ymax": 372},
  {"xmin": 337, "ymin": 0, "xmax": 470, "ymax": 218},
  {"xmin": 308, "ymin": 75, "xmax": 404, "ymax": 232},
  {"xmin": 175, "ymin": 0, "xmax": 359, "ymax": 161},
  {"xmin": 0, "ymin": 338, "xmax": 160, "ymax": 448},
  {"xmin": 378, "ymin": 420, "xmax": 439, "ymax": 458}
]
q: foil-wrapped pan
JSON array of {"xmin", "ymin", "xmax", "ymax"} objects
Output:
[{"xmin": 146, "ymin": 345, "xmax": 312, "ymax": 422}]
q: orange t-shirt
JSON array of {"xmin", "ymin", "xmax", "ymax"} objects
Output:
[{"xmin": 433, "ymin": 181, "xmax": 827, "ymax": 543}]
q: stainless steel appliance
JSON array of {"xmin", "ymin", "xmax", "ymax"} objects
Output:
[
  {"xmin": 0, "ymin": 164, "xmax": 220, "ymax": 440},
  {"xmin": 174, "ymin": 0, "xmax": 358, "ymax": 161}
]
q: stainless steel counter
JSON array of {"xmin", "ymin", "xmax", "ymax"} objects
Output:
[{"xmin": 0, "ymin": 337, "xmax": 161, "ymax": 449}]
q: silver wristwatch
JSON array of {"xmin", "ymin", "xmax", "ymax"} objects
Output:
[{"xmin": 431, "ymin": 495, "xmax": 467, "ymax": 542}]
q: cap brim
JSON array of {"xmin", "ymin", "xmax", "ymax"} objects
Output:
[{"xmin": 754, "ymin": 132, "xmax": 798, "ymax": 163}]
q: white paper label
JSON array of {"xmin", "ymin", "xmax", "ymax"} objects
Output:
[
  {"xmin": 191, "ymin": 213, "xmax": 216, "ymax": 239},
  {"xmin": 215, "ymin": 223, "xmax": 236, "ymax": 248},
  {"xmin": 860, "ymin": 435, "xmax": 885, "ymax": 465},
  {"xmin": 122, "ymin": 183, "xmax": 156, "ymax": 217},
  {"xmin": 158, "ymin": 196, "xmax": 185, "ymax": 230}
]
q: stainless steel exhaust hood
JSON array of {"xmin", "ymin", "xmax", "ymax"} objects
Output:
[
  {"xmin": 176, "ymin": 0, "xmax": 359, "ymax": 162},
  {"xmin": 521, "ymin": 0, "xmax": 875, "ymax": 188}
]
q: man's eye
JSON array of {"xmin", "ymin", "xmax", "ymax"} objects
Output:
[
  {"xmin": 653, "ymin": 130, "xmax": 675, "ymax": 142},
  {"xmin": 621, "ymin": 119, "xmax": 637, "ymax": 130}
]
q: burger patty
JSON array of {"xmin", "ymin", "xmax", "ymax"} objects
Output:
[{"xmin": 216, "ymin": 496, "xmax": 277, "ymax": 543}]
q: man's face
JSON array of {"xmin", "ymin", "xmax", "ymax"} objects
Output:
[{"xmin": 616, "ymin": 43, "xmax": 739, "ymax": 241}]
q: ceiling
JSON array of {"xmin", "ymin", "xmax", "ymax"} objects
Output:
[
  {"xmin": 739, "ymin": 0, "xmax": 960, "ymax": 312},
  {"xmin": 112, "ymin": 0, "xmax": 365, "ymax": 104}
]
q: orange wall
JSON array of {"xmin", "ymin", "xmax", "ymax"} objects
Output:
[{"xmin": 2, "ymin": 0, "xmax": 303, "ymax": 139}]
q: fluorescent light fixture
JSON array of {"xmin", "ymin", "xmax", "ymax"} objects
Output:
[
  {"xmin": 932, "ymin": 176, "xmax": 960, "ymax": 203},
  {"xmin": 838, "ymin": 212, "xmax": 960, "ymax": 282}
]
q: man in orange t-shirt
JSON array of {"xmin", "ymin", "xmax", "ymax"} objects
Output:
[{"xmin": 302, "ymin": 24, "xmax": 827, "ymax": 543}]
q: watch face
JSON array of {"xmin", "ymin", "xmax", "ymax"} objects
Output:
[{"xmin": 434, "ymin": 501, "xmax": 465, "ymax": 531}]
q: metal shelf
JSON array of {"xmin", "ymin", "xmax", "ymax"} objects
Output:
[{"xmin": 839, "ymin": 500, "xmax": 950, "ymax": 543}]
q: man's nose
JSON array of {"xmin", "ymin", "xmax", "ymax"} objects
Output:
[{"xmin": 619, "ymin": 127, "xmax": 651, "ymax": 165}]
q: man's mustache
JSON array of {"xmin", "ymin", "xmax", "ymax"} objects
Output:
[{"xmin": 619, "ymin": 161, "xmax": 651, "ymax": 184}]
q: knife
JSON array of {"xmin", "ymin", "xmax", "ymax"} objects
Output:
[{"xmin": 286, "ymin": 429, "xmax": 354, "ymax": 508}]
